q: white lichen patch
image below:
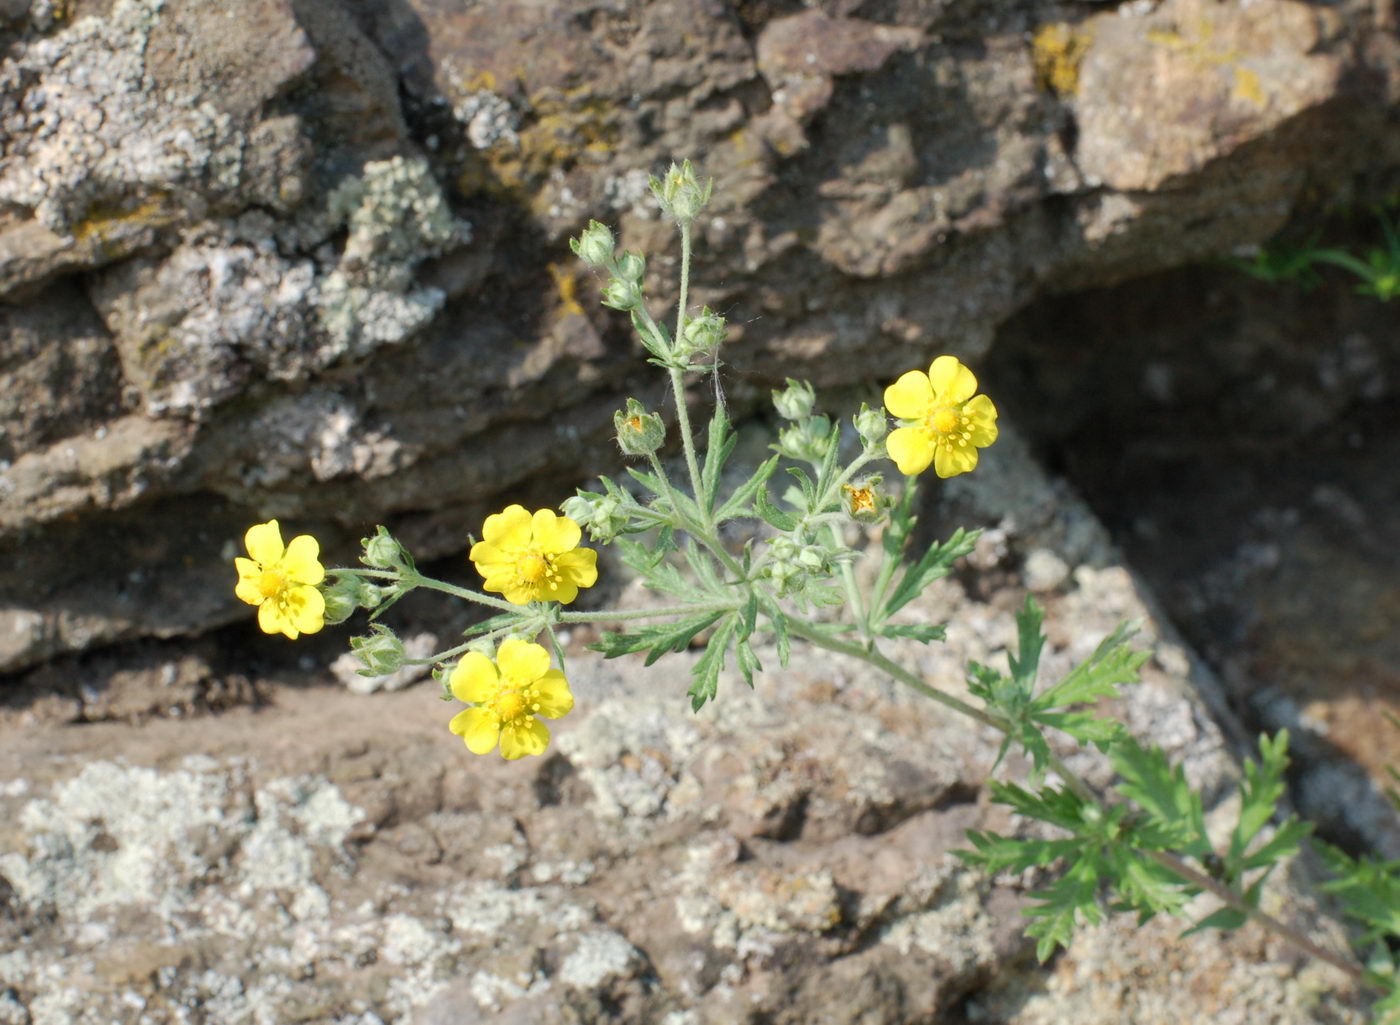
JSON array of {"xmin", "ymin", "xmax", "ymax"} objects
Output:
[
  {"xmin": 558, "ymin": 929, "xmax": 640, "ymax": 989},
  {"xmin": 314, "ymin": 156, "xmax": 469, "ymax": 356},
  {"xmin": 880, "ymin": 861, "xmax": 998, "ymax": 974},
  {"xmin": 0, "ymin": 0, "xmax": 241, "ymax": 233}
]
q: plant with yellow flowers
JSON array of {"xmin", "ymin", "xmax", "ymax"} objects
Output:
[{"xmin": 232, "ymin": 161, "xmax": 1400, "ymax": 1020}]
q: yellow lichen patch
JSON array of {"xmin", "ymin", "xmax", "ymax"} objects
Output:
[
  {"xmin": 547, "ymin": 262, "xmax": 584, "ymax": 317},
  {"xmin": 1032, "ymin": 23, "xmax": 1093, "ymax": 96},
  {"xmin": 1232, "ymin": 66, "xmax": 1265, "ymax": 106},
  {"xmin": 72, "ymin": 194, "xmax": 179, "ymax": 252}
]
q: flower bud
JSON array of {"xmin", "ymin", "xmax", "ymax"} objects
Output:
[
  {"xmin": 853, "ymin": 402, "xmax": 888, "ymax": 448},
  {"xmin": 601, "ymin": 277, "xmax": 641, "ymax": 312},
  {"xmin": 615, "ymin": 250, "xmax": 645, "ymax": 283},
  {"xmin": 648, "ymin": 159, "xmax": 713, "ymax": 224},
  {"xmin": 797, "ymin": 544, "xmax": 828, "ymax": 572},
  {"xmin": 569, "ymin": 220, "xmax": 616, "ymax": 268},
  {"xmin": 562, "ymin": 492, "xmax": 628, "ymax": 543},
  {"xmin": 678, "ymin": 307, "xmax": 725, "ymax": 358},
  {"xmin": 614, "ymin": 398, "xmax": 666, "ymax": 457},
  {"xmin": 360, "ymin": 526, "xmax": 414, "ymax": 573},
  {"xmin": 842, "ymin": 476, "xmax": 887, "ymax": 524},
  {"xmin": 772, "ymin": 379, "xmax": 816, "ymax": 421},
  {"xmin": 320, "ymin": 575, "xmax": 362, "ymax": 625},
  {"xmin": 775, "ymin": 416, "xmax": 834, "ymax": 463},
  {"xmin": 350, "ymin": 624, "xmax": 406, "ymax": 677}
]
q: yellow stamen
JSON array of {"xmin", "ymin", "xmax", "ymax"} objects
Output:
[
  {"xmin": 930, "ymin": 408, "xmax": 959, "ymax": 434},
  {"xmin": 257, "ymin": 568, "xmax": 285, "ymax": 599},
  {"xmin": 627, "ymin": 415, "xmax": 644, "ymax": 432},
  {"xmin": 496, "ymin": 691, "xmax": 526, "ymax": 721},
  {"xmin": 519, "ymin": 554, "xmax": 549, "ymax": 584}
]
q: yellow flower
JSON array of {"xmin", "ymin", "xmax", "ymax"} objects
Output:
[
  {"xmin": 233, "ymin": 520, "xmax": 326, "ymax": 639},
  {"xmin": 883, "ymin": 355, "xmax": 999, "ymax": 478},
  {"xmin": 469, "ymin": 505, "xmax": 598, "ymax": 605},
  {"xmin": 448, "ymin": 638, "xmax": 574, "ymax": 759}
]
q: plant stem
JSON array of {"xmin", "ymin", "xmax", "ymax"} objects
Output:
[
  {"xmin": 410, "ymin": 574, "xmax": 523, "ymax": 613},
  {"xmin": 558, "ymin": 601, "xmax": 738, "ymax": 624},
  {"xmin": 668, "ymin": 220, "xmax": 706, "ymax": 508},
  {"xmin": 785, "ymin": 619, "xmax": 1005, "ymax": 732}
]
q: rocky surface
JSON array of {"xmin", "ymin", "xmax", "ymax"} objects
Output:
[
  {"xmin": 2, "ymin": 0, "xmax": 1399, "ymax": 673},
  {"xmin": 2, "ymin": 0, "xmax": 1399, "ymax": 1021},
  {"xmin": 0, "ymin": 435, "xmax": 1371, "ymax": 1023}
]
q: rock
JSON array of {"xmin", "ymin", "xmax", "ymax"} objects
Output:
[{"xmin": 0, "ymin": 434, "xmax": 1370, "ymax": 1021}]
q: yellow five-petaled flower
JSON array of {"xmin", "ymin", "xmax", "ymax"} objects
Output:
[
  {"xmin": 884, "ymin": 355, "xmax": 999, "ymax": 478},
  {"xmin": 469, "ymin": 505, "xmax": 598, "ymax": 605},
  {"xmin": 448, "ymin": 638, "xmax": 574, "ymax": 759},
  {"xmin": 234, "ymin": 520, "xmax": 326, "ymax": 639}
]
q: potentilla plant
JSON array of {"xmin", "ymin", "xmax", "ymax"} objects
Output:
[{"xmin": 233, "ymin": 160, "xmax": 1400, "ymax": 1019}]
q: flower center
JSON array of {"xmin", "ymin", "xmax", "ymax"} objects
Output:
[
  {"xmin": 930, "ymin": 408, "xmax": 960, "ymax": 434},
  {"xmin": 496, "ymin": 690, "xmax": 527, "ymax": 722},
  {"xmin": 519, "ymin": 553, "xmax": 550, "ymax": 584},
  {"xmin": 257, "ymin": 568, "xmax": 287, "ymax": 599},
  {"xmin": 627, "ymin": 415, "xmax": 644, "ymax": 432}
]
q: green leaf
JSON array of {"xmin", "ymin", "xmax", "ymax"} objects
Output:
[
  {"xmin": 689, "ymin": 616, "xmax": 736, "ymax": 711},
  {"xmin": 461, "ymin": 612, "xmax": 521, "ymax": 638},
  {"xmin": 757, "ymin": 594, "xmax": 791, "ymax": 668},
  {"xmin": 1111, "ymin": 738, "xmax": 1210, "ymax": 856},
  {"xmin": 1237, "ymin": 818, "xmax": 1310, "ymax": 874},
  {"xmin": 1315, "ymin": 841, "xmax": 1400, "ymax": 944},
  {"xmin": 879, "ymin": 622, "xmax": 947, "ymax": 644},
  {"xmin": 735, "ymin": 636, "xmax": 762, "ymax": 687},
  {"xmin": 815, "ymin": 419, "xmax": 842, "ymax": 497},
  {"xmin": 701, "ymin": 406, "xmax": 737, "ymax": 514},
  {"xmin": 1108, "ymin": 847, "xmax": 1194, "ymax": 919},
  {"xmin": 588, "ymin": 610, "xmax": 725, "ymax": 664},
  {"xmin": 626, "ymin": 467, "xmax": 704, "ymax": 523},
  {"xmin": 754, "ymin": 485, "xmax": 798, "ymax": 531},
  {"xmin": 1032, "ymin": 622, "xmax": 1149, "ymax": 713},
  {"xmin": 1031, "ymin": 710, "xmax": 1125, "ymax": 750},
  {"xmin": 1180, "ymin": 904, "xmax": 1248, "ymax": 938},
  {"xmin": 784, "ymin": 466, "xmax": 817, "ymax": 510},
  {"xmin": 882, "ymin": 527, "xmax": 978, "ymax": 617},
  {"xmin": 684, "ymin": 539, "xmax": 725, "ymax": 596},
  {"xmin": 1008, "ymin": 596, "xmax": 1045, "ymax": 692},
  {"xmin": 1228, "ymin": 730, "xmax": 1291, "ymax": 866},
  {"xmin": 1024, "ymin": 857, "xmax": 1102, "ymax": 961},
  {"xmin": 988, "ymin": 780, "xmax": 1094, "ymax": 834},
  {"xmin": 956, "ymin": 831, "xmax": 1085, "ymax": 873},
  {"xmin": 714, "ymin": 454, "xmax": 781, "ymax": 524}
]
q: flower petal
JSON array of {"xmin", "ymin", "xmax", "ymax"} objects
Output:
[
  {"xmin": 234, "ymin": 563, "xmax": 265, "ymax": 606},
  {"xmin": 245, "ymin": 520, "xmax": 285, "ymax": 565},
  {"xmin": 499, "ymin": 583, "xmax": 535, "ymax": 605},
  {"xmin": 282, "ymin": 535, "xmax": 325, "ymax": 585},
  {"xmin": 499, "ymin": 718, "xmax": 551, "ymax": 760},
  {"xmin": 532, "ymin": 508, "xmax": 581, "ymax": 553},
  {"xmin": 481, "ymin": 505, "xmax": 532, "ymax": 550},
  {"xmin": 553, "ymin": 548, "xmax": 598, "ymax": 589},
  {"xmin": 497, "ymin": 638, "xmax": 551, "ymax": 685},
  {"xmin": 541, "ymin": 579, "xmax": 579, "ymax": 604},
  {"xmin": 934, "ymin": 443, "xmax": 978, "ymax": 479},
  {"xmin": 450, "ymin": 652, "xmax": 499, "ymax": 703},
  {"xmin": 885, "ymin": 426, "xmax": 935, "ymax": 476},
  {"xmin": 286, "ymin": 586, "xmax": 325, "ymax": 635},
  {"xmin": 927, "ymin": 355, "xmax": 978, "ymax": 404},
  {"xmin": 963, "ymin": 394, "xmax": 999, "ymax": 447},
  {"xmin": 883, "ymin": 371, "xmax": 933, "ymax": 420},
  {"xmin": 450, "ymin": 707, "xmax": 501, "ymax": 755},
  {"xmin": 530, "ymin": 670, "xmax": 574, "ymax": 719},
  {"xmin": 257, "ymin": 599, "xmax": 294, "ymax": 638}
]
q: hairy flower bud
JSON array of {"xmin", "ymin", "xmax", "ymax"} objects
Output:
[
  {"xmin": 615, "ymin": 250, "xmax": 646, "ymax": 283},
  {"xmin": 649, "ymin": 159, "xmax": 713, "ymax": 224},
  {"xmin": 678, "ymin": 307, "xmax": 725, "ymax": 358},
  {"xmin": 360, "ymin": 526, "xmax": 414, "ymax": 573},
  {"xmin": 350, "ymin": 624, "xmax": 406, "ymax": 677},
  {"xmin": 320, "ymin": 575, "xmax": 361, "ymax": 625},
  {"xmin": 772, "ymin": 379, "xmax": 816, "ymax": 421},
  {"xmin": 601, "ymin": 277, "xmax": 641, "ymax": 312},
  {"xmin": 569, "ymin": 220, "xmax": 616, "ymax": 268},
  {"xmin": 562, "ymin": 492, "xmax": 628, "ymax": 543},
  {"xmin": 775, "ymin": 416, "xmax": 834, "ymax": 464},
  {"xmin": 614, "ymin": 398, "xmax": 666, "ymax": 456},
  {"xmin": 854, "ymin": 402, "xmax": 888, "ymax": 448}
]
